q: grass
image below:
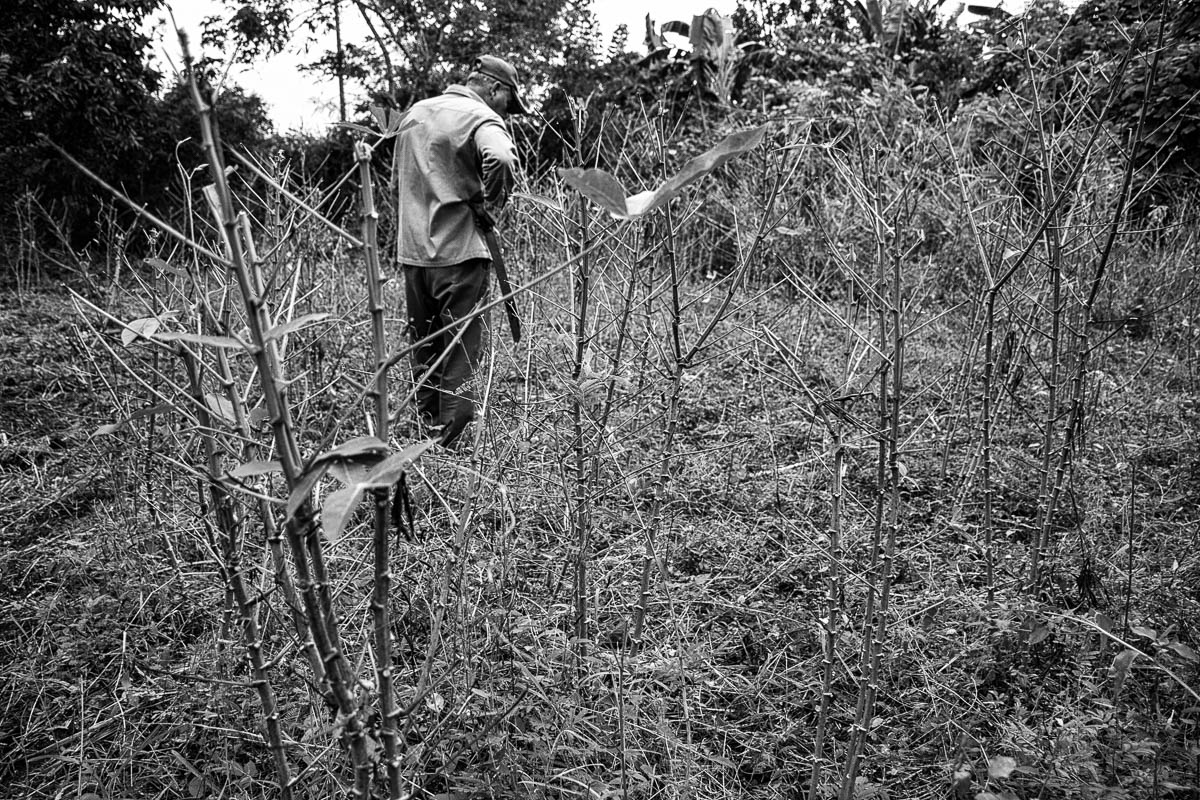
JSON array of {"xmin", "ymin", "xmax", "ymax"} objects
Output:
[{"xmin": 3, "ymin": 94, "xmax": 1200, "ymax": 799}]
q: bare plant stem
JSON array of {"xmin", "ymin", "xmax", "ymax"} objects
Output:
[
  {"xmin": 1049, "ymin": 19, "xmax": 1163, "ymax": 596},
  {"xmin": 206, "ymin": 300, "xmax": 329, "ymax": 697},
  {"xmin": 571, "ymin": 187, "xmax": 593, "ymax": 650},
  {"xmin": 809, "ymin": 419, "xmax": 843, "ymax": 800},
  {"xmin": 180, "ymin": 348, "xmax": 292, "ymax": 798},
  {"xmin": 357, "ymin": 140, "xmax": 403, "ymax": 798},
  {"xmin": 840, "ymin": 160, "xmax": 904, "ymax": 800},
  {"xmin": 630, "ymin": 192, "xmax": 684, "ymax": 647},
  {"xmin": 981, "ymin": 292, "xmax": 999, "ymax": 600},
  {"xmin": 1022, "ymin": 19, "xmax": 1143, "ymax": 591}
]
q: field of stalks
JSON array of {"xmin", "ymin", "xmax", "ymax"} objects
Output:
[{"xmin": 3, "ymin": 69, "xmax": 1200, "ymax": 800}]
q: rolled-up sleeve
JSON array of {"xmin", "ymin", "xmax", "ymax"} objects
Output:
[{"xmin": 475, "ymin": 121, "xmax": 518, "ymax": 209}]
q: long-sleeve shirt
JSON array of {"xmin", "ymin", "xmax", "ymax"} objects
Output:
[{"xmin": 395, "ymin": 85, "xmax": 519, "ymax": 267}]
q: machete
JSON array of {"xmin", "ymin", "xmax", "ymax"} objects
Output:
[
  {"xmin": 484, "ymin": 229, "xmax": 521, "ymax": 342},
  {"xmin": 473, "ymin": 204, "xmax": 522, "ymax": 343}
]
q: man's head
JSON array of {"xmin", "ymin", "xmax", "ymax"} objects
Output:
[{"xmin": 466, "ymin": 55, "xmax": 529, "ymax": 118}]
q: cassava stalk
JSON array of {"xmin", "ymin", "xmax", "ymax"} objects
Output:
[
  {"xmin": 569, "ymin": 101, "xmax": 594, "ymax": 650},
  {"xmin": 840, "ymin": 158, "xmax": 905, "ymax": 800},
  {"xmin": 356, "ymin": 139, "xmax": 404, "ymax": 799},
  {"xmin": 181, "ymin": 37, "xmax": 373, "ymax": 797},
  {"xmin": 180, "ymin": 347, "xmax": 293, "ymax": 798},
  {"xmin": 203, "ymin": 296, "xmax": 329, "ymax": 698},
  {"xmin": 809, "ymin": 418, "xmax": 843, "ymax": 800}
]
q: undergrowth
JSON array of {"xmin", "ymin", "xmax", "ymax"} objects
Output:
[{"xmin": 3, "ymin": 67, "xmax": 1200, "ymax": 800}]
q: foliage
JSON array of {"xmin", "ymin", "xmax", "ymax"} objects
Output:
[
  {"xmin": 6, "ymin": 4, "xmax": 1200, "ymax": 795},
  {"xmin": 210, "ymin": 0, "xmax": 603, "ymax": 112},
  {"xmin": 7, "ymin": 32, "xmax": 1200, "ymax": 794},
  {"xmin": 0, "ymin": 0, "xmax": 281, "ymax": 258},
  {"xmin": 137, "ymin": 79, "xmax": 275, "ymax": 213},
  {"xmin": 0, "ymin": 0, "xmax": 165, "ymax": 246}
]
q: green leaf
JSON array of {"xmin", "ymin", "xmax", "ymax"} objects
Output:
[
  {"xmin": 1094, "ymin": 612, "xmax": 1114, "ymax": 634},
  {"xmin": 632, "ymin": 124, "xmax": 769, "ymax": 217},
  {"xmin": 321, "ymin": 484, "xmax": 363, "ymax": 542},
  {"xmin": 93, "ymin": 402, "xmax": 174, "ymax": 435},
  {"xmin": 1110, "ymin": 648, "xmax": 1138, "ymax": 697},
  {"xmin": 285, "ymin": 461, "xmax": 330, "ymax": 522},
  {"xmin": 662, "ymin": 19, "xmax": 690, "ymax": 36},
  {"xmin": 1169, "ymin": 642, "xmax": 1198, "ymax": 662},
  {"xmin": 154, "ymin": 331, "xmax": 246, "ymax": 350},
  {"xmin": 329, "ymin": 461, "xmax": 373, "ymax": 487},
  {"xmin": 988, "ymin": 755, "xmax": 1017, "ymax": 779},
  {"xmin": 230, "ymin": 460, "xmax": 282, "ymax": 478},
  {"xmin": 264, "ymin": 312, "xmax": 331, "ymax": 342},
  {"xmin": 314, "ymin": 436, "xmax": 390, "ymax": 465},
  {"xmin": 204, "ymin": 394, "xmax": 239, "ymax": 428},
  {"xmin": 556, "ymin": 168, "xmax": 631, "ymax": 217},
  {"xmin": 370, "ymin": 104, "xmax": 389, "ymax": 131},
  {"xmin": 513, "ymin": 192, "xmax": 564, "ymax": 213},
  {"xmin": 364, "ymin": 439, "xmax": 438, "ymax": 486},
  {"xmin": 319, "ymin": 439, "xmax": 437, "ymax": 540},
  {"xmin": 122, "ymin": 317, "xmax": 160, "ymax": 346},
  {"xmin": 363, "ymin": 107, "xmax": 415, "ymax": 136},
  {"xmin": 1029, "ymin": 624, "xmax": 1050, "ymax": 645},
  {"xmin": 1131, "ymin": 625, "xmax": 1158, "ymax": 642}
]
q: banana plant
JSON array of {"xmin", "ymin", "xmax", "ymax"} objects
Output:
[{"xmin": 643, "ymin": 9, "xmax": 760, "ymax": 106}]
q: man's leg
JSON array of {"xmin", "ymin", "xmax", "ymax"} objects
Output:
[
  {"xmin": 403, "ymin": 265, "xmax": 443, "ymax": 425},
  {"xmin": 428, "ymin": 259, "xmax": 490, "ymax": 445}
]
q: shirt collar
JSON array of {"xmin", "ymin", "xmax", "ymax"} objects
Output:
[{"xmin": 445, "ymin": 84, "xmax": 488, "ymax": 105}]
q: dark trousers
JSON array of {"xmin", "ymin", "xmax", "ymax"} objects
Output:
[{"xmin": 403, "ymin": 259, "xmax": 490, "ymax": 444}]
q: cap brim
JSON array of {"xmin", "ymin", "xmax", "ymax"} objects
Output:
[{"xmin": 478, "ymin": 66, "xmax": 529, "ymax": 115}]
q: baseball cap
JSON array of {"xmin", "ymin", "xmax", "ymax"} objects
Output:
[{"xmin": 475, "ymin": 55, "xmax": 530, "ymax": 115}]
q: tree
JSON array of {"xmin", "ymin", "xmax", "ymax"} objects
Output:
[
  {"xmin": 0, "ymin": 0, "xmax": 166, "ymax": 245},
  {"xmin": 202, "ymin": 0, "xmax": 602, "ymax": 112},
  {"xmin": 353, "ymin": 0, "xmax": 599, "ymax": 105}
]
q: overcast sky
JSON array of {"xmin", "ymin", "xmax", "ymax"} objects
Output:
[{"xmin": 148, "ymin": 1, "xmax": 737, "ymax": 132}]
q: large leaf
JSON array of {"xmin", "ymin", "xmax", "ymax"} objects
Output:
[
  {"xmin": 987, "ymin": 755, "xmax": 1018, "ymax": 779},
  {"xmin": 556, "ymin": 168, "xmax": 632, "ymax": 217},
  {"xmin": 329, "ymin": 461, "xmax": 374, "ymax": 487},
  {"xmin": 513, "ymin": 192, "xmax": 564, "ymax": 213},
  {"xmin": 367, "ymin": 439, "xmax": 439, "ymax": 486},
  {"xmin": 558, "ymin": 125, "xmax": 769, "ymax": 219},
  {"xmin": 688, "ymin": 9, "xmax": 727, "ymax": 61},
  {"xmin": 1170, "ymin": 641, "xmax": 1199, "ymax": 662},
  {"xmin": 639, "ymin": 124, "xmax": 769, "ymax": 215}
]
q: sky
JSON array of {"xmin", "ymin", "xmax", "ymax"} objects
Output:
[{"xmin": 147, "ymin": 1, "xmax": 738, "ymax": 132}]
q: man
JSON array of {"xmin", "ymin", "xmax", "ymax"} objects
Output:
[{"xmin": 395, "ymin": 56, "xmax": 528, "ymax": 447}]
